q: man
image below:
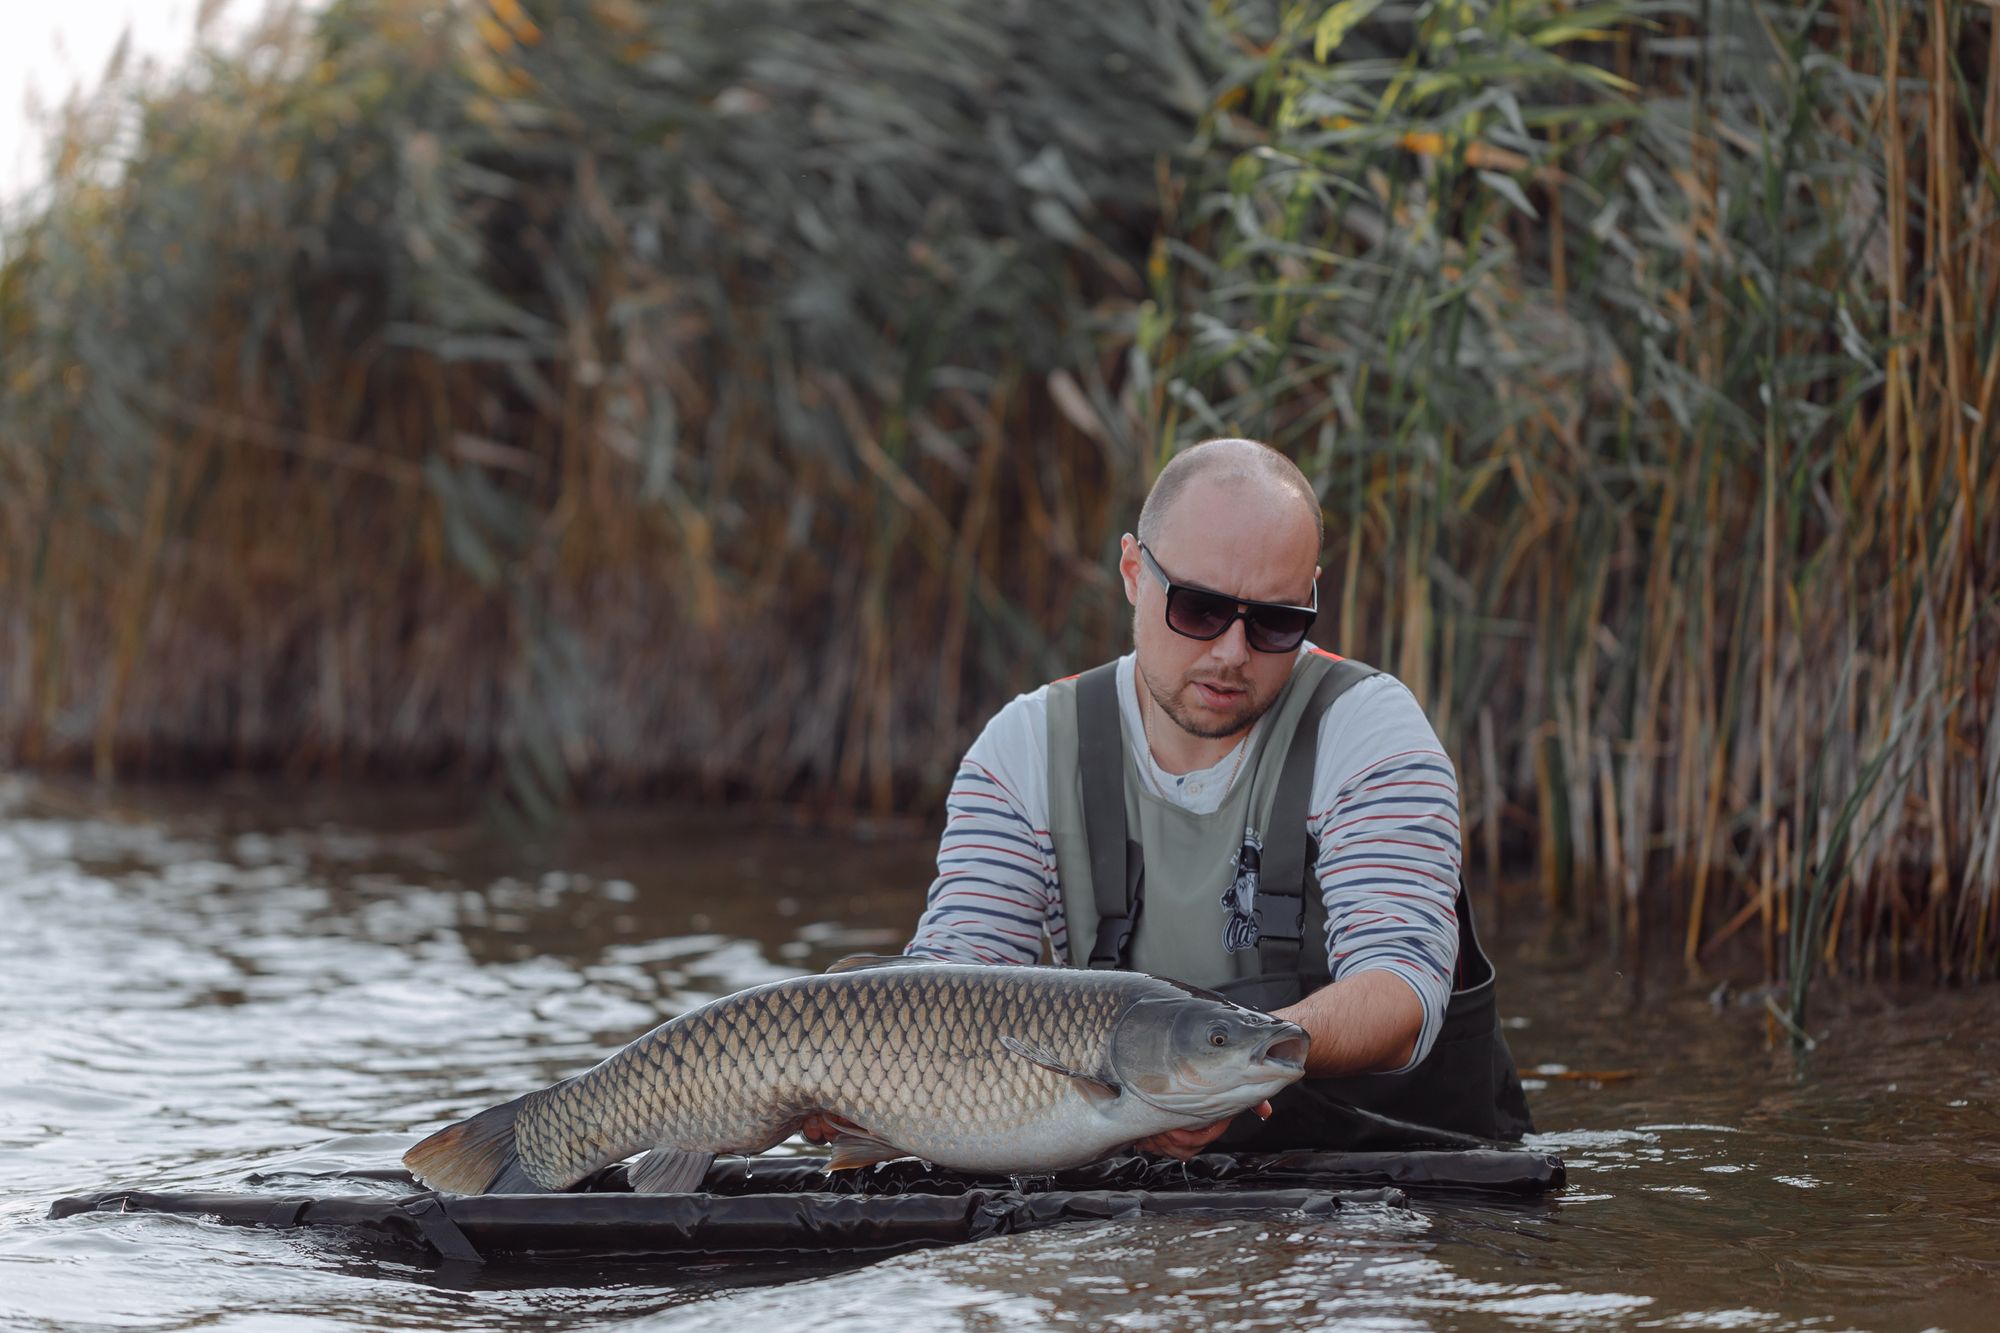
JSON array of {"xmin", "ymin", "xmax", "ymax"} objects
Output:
[{"xmin": 821, "ymin": 438, "xmax": 1531, "ymax": 1155}]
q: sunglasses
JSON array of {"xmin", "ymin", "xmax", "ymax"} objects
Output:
[{"xmin": 1135, "ymin": 540, "xmax": 1318, "ymax": 653}]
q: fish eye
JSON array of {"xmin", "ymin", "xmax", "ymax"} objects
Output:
[{"xmin": 1208, "ymin": 1027, "xmax": 1228, "ymax": 1047}]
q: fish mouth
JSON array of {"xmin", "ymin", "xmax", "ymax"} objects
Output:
[{"xmin": 1256, "ymin": 1032, "xmax": 1308, "ymax": 1073}]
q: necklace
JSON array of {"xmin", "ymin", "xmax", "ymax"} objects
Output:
[{"xmin": 1221, "ymin": 735, "xmax": 1249, "ymax": 791}]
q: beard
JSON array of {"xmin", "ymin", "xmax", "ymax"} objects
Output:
[{"xmin": 1137, "ymin": 658, "xmax": 1278, "ymax": 741}]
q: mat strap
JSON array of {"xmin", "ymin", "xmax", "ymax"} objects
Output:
[{"xmin": 398, "ymin": 1192, "xmax": 484, "ymax": 1264}]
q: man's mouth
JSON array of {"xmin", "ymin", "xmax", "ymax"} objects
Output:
[{"xmin": 1190, "ymin": 680, "xmax": 1244, "ymax": 709}]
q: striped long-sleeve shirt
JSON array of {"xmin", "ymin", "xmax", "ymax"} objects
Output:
[{"xmin": 906, "ymin": 650, "xmax": 1461, "ymax": 1071}]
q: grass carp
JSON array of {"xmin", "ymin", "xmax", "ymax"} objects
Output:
[{"xmin": 404, "ymin": 955, "xmax": 1308, "ymax": 1194}]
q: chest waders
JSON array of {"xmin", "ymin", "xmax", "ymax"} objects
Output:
[{"xmin": 1047, "ymin": 654, "xmax": 1534, "ymax": 1149}]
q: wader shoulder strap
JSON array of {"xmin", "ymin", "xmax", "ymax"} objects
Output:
[
  {"xmin": 1076, "ymin": 662, "xmax": 1137, "ymax": 968},
  {"xmin": 1256, "ymin": 659, "xmax": 1380, "ymax": 985}
]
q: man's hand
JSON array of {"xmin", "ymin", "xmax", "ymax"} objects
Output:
[{"xmin": 1133, "ymin": 1099, "xmax": 1272, "ymax": 1160}]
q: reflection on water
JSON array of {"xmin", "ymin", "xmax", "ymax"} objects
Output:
[{"xmin": 1, "ymin": 777, "xmax": 1995, "ymax": 1331}]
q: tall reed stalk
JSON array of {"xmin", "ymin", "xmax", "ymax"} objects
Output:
[{"xmin": 0, "ymin": 0, "xmax": 1991, "ymax": 1001}]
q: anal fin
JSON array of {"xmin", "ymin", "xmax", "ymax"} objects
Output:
[
  {"xmin": 827, "ymin": 1126, "xmax": 912, "ymax": 1171},
  {"xmin": 628, "ymin": 1145, "xmax": 715, "ymax": 1194}
]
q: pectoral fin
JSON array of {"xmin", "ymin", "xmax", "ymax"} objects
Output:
[
  {"xmin": 827, "ymin": 1126, "xmax": 912, "ymax": 1171},
  {"xmin": 998, "ymin": 1034, "xmax": 1122, "ymax": 1105},
  {"xmin": 628, "ymin": 1146, "xmax": 715, "ymax": 1194}
]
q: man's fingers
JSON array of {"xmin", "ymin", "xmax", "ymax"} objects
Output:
[
  {"xmin": 1139, "ymin": 1133, "xmax": 1201, "ymax": 1161},
  {"xmin": 1133, "ymin": 1131, "xmax": 1197, "ymax": 1158},
  {"xmin": 1133, "ymin": 1117, "xmax": 1237, "ymax": 1160},
  {"xmin": 1131, "ymin": 1101, "xmax": 1282, "ymax": 1160},
  {"xmin": 801, "ymin": 1112, "xmax": 862, "ymax": 1145}
]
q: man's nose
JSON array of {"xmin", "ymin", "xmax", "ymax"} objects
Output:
[{"xmin": 1208, "ymin": 615, "xmax": 1252, "ymax": 666}]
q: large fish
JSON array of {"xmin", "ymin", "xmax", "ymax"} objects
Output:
[{"xmin": 404, "ymin": 955, "xmax": 1309, "ymax": 1194}]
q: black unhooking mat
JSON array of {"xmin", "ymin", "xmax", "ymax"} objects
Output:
[{"xmin": 48, "ymin": 1149, "xmax": 1564, "ymax": 1265}]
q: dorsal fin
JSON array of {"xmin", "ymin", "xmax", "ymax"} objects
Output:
[
  {"xmin": 1146, "ymin": 973, "xmax": 1240, "ymax": 1006},
  {"xmin": 823, "ymin": 954, "xmax": 936, "ymax": 974}
]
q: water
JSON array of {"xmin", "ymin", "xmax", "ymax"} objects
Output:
[{"xmin": 1, "ymin": 778, "xmax": 1995, "ymax": 1331}]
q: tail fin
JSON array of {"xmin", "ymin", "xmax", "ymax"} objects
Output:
[{"xmin": 404, "ymin": 1092, "xmax": 545, "ymax": 1195}]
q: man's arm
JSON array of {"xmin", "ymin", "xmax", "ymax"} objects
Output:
[
  {"xmin": 904, "ymin": 691, "xmax": 1062, "ymax": 965},
  {"xmin": 1273, "ymin": 970, "xmax": 1421, "ymax": 1073},
  {"xmin": 1306, "ymin": 675, "xmax": 1460, "ymax": 1070},
  {"xmin": 903, "ymin": 760, "xmax": 1062, "ymax": 964}
]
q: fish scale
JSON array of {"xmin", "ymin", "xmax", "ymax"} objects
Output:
[{"xmin": 403, "ymin": 959, "xmax": 1308, "ymax": 1194}]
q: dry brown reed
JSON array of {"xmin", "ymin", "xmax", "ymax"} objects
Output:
[
  {"xmin": 0, "ymin": 0, "xmax": 1991, "ymax": 1009},
  {"xmin": 1, "ymin": 0, "xmax": 1189, "ymax": 817}
]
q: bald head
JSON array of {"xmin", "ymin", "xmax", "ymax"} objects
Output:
[
  {"xmin": 1135, "ymin": 438, "xmax": 1323, "ymax": 552},
  {"xmin": 1119, "ymin": 439, "xmax": 1323, "ymax": 765}
]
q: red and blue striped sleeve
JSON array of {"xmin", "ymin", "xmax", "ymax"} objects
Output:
[
  {"xmin": 905, "ymin": 696, "xmax": 1063, "ymax": 964},
  {"xmin": 1309, "ymin": 678, "xmax": 1462, "ymax": 1071}
]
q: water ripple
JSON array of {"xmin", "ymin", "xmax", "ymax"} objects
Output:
[{"xmin": 2, "ymin": 789, "xmax": 1996, "ymax": 1332}]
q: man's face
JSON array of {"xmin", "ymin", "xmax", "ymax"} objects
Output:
[{"xmin": 1118, "ymin": 477, "xmax": 1321, "ymax": 744}]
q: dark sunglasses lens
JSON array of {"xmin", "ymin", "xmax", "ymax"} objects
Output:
[
  {"xmin": 1164, "ymin": 588, "xmax": 1236, "ymax": 639},
  {"xmin": 1244, "ymin": 607, "xmax": 1315, "ymax": 652}
]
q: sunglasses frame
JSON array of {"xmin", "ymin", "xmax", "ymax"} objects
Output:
[{"xmin": 1134, "ymin": 540, "xmax": 1318, "ymax": 653}]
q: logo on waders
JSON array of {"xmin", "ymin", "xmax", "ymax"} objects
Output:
[{"xmin": 1221, "ymin": 827, "xmax": 1263, "ymax": 952}]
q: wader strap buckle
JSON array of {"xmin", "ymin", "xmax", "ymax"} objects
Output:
[
  {"xmin": 1087, "ymin": 841, "xmax": 1144, "ymax": 968},
  {"xmin": 1078, "ymin": 663, "xmax": 1138, "ymax": 969}
]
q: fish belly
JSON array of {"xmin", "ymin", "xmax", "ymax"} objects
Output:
[
  {"xmin": 808, "ymin": 1065, "xmax": 1180, "ymax": 1174},
  {"xmin": 872, "ymin": 1100, "xmax": 1163, "ymax": 1174}
]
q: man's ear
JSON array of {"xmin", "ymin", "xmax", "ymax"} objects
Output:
[{"xmin": 1118, "ymin": 534, "xmax": 1144, "ymax": 606}]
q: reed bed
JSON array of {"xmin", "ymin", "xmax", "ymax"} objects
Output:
[
  {"xmin": 0, "ymin": 0, "xmax": 1991, "ymax": 1007},
  {"xmin": 1158, "ymin": 0, "xmax": 1998, "ymax": 1011}
]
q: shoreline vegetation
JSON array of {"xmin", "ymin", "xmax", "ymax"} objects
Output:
[{"xmin": 1, "ymin": 0, "xmax": 1993, "ymax": 1011}]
